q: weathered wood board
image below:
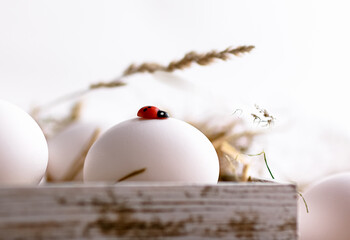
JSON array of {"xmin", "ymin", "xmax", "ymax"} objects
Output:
[{"xmin": 0, "ymin": 182, "xmax": 297, "ymax": 240}]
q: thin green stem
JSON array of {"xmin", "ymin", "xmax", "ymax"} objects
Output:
[{"xmin": 247, "ymin": 150, "xmax": 275, "ymax": 179}]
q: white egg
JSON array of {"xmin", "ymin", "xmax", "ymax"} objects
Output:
[
  {"xmin": 298, "ymin": 172, "xmax": 350, "ymax": 240},
  {"xmin": 84, "ymin": 118, "xmax": 219, "ymax": 183},
  {"xmin": 47, "ymin": 122, "xmax": 100, "ymax": 182},
  {"xmin": 0, "ymin": 99, "xmax": 48, "ymax": 184}
]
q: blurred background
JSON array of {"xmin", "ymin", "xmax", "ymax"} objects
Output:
[{"xmin": 1, "ymin": 0, "xmax": 350, "ymax": 186}]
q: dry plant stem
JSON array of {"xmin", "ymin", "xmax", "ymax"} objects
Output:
[
  {"xmin": 190, "ymin": 118, "xmax": 259, "ymax": 181},
  {"xmin": 299, "ymin": 192, "xmax": 309, "ymax": 213},
  {"xmin": 65, "ymin": 128, "xmax": 101, "ymax": 181},
  {"xmin": 39, "ymin": 101, "xmax": 84, "ymax": 138},
  {"xmin": 39, "ymin": 89, "xmax": 89, "ymax": 112},
  {"xmin": 46, "ymin": 128, "xmax": 101, "ymax": 182},
  {"xmin": 89, "ymin": 80, "xmax": 126, "ymax": 89},
  {"xmin": 252, "ymin": 104, "xmax": 275, "ymax": 127},
  {"xmin": 37, "ymin": 45, "xmax": 254, "ymax": 111},
  {"xmin": 241, "ymin": 164, "xmax": 250, "ymax": 181},
  {"xmin": 64, "ymin": 101, "xmax": 83, "ymax": 124},
  {"xmin": 123, "ymin": 45, "xmax": 255, "ymax": 76},
  {"xmin": 117, "ymin": 168, "xmax": 147, "ymax": 183}
]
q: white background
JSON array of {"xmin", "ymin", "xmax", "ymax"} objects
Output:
[{"xmin": 1, "ymin": 0, "xmax": 350, "ymax": 185}]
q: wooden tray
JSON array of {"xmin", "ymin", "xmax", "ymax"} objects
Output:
[{"xmin": 0, "ymin": 182, "xmax": 297, "ymax": 239}]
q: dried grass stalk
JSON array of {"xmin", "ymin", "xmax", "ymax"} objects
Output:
[
  {"xmin": 241, "ymin": 164, "xmax": 250, "ymax": 181},
  {"xmin": 46, "ymin": 127, "xmax": 101, "ymax": 182},
  {"xmin": 46, "ymin": 45, "xmax": 255, "ymax": 104},
  {"xmin": 117, "ymin": 168, "xmax": 147, "ymax": 183},
  {"xmin": 34, "ymin": 45, "xmax": 254, "ymax": 137},
  {"xmin": 251, "ymin": 104, "xmax": 276, "ymax": 127},
  {"xmin": 63, "ymin": 127, "xmax": 101, "ymax": 181},
  {"xmin": 189, "ymin": 118, "xmax": 259, "ymax": 181},
  {"xmin": 122, "ymin": 45, "xmax": 255, "ymax": 76},
  {"xmin": 89, "ymin": 81, "xmax": 126, "ymax": 90},
  {"xmin": 33, "ymin": 101, "xmax": 84, "ymax": 138}
]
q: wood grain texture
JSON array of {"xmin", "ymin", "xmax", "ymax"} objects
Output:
[{"xmin": 0, "ymin": 182, "xmax": 297, "ymax": 240}]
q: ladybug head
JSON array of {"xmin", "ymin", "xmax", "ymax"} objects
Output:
[{"xmin": 157, "ymin": 110, "xmax": 169, "ymax": 118}]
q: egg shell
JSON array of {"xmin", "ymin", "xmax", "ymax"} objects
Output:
[
  {"xmin": 47, "ymin": 122, "xmax": 100, "ymax": 181},
  {"xmin": 0, "ymin": 99, "xmax": 48, "ymax": 184},
  {"xmin": 298, "ymin": 172, "xmax": 350, "ymax": 240},
  {"xmin": 84, "ymin": 118, "xmax": 219, "ymax": 183}
]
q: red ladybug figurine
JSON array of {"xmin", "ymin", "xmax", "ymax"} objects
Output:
[{"xmin": 137, "ymin": 106, "xmax": 169, "ymax": 119}]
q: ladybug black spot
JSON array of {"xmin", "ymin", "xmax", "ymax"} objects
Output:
[
  {"xmin": 157, "ymin": 110, "xmax": 169, "ymax": 118},
  {"xmin": 143, "ymin": 108, "xmax": 148, "ymax": 112}
]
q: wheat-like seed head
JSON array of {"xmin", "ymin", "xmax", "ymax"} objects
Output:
[{"xmin": 122, "ymin": 45, "xmax": 255, "ymax": 77}]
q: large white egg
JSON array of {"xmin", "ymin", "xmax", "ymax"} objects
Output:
[
  {"xmin": 47, "ymin": 122, "xmax": 100, "ymax": 182},
  {"xmin": 0, "ymin": 99, "xmax": 48, "ymax": 184},
  {"xmin": 298, "ymin": 172, "xmax": 350, "ymax": 240},
  {"xmin": 84, "ymin": 118, "xmax": 219, "ymax": 183}
]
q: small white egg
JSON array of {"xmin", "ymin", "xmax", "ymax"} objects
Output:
[
  {"xmin": 47, "ymin": 122, "xmax": 100, "ymax": 182},
  {"xmin": 298, "ymin": 172, "xmax": 350, "ymax": 240},
  {"xmin": 0, "ymin": 99, "xmax": 48, "ymax": 184},
  {"xmin": 84, "ymin": 118, "xmax": 219, "ymax": 183}
]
